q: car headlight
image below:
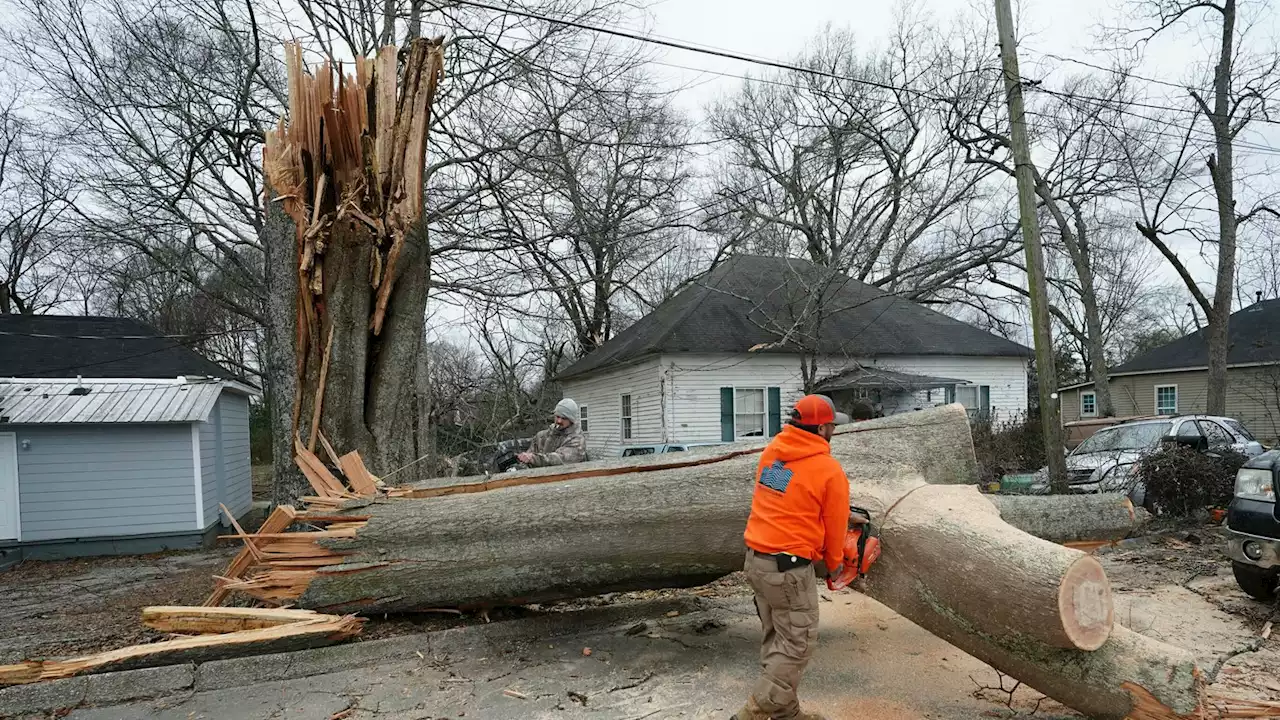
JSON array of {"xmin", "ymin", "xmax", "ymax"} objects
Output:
[{"xmin": 1235, "ymin": 468, "xmax": 1276, "ymax": 502}]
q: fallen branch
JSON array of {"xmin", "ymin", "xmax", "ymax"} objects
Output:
[{"xmin": 0, "ymin": 608, "xmax": 362, "ymax": 686}]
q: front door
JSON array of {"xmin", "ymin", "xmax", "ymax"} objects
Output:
[{"xmin": 0, "ymin": 433, "xmax": 19, "ymax": 541}]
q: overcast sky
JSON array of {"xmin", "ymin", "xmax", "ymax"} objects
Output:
[{"xmin": 430, "ymin": 0, "xmax": 1280, "ymax": 347}]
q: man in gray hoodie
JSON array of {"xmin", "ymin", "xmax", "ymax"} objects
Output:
[{"xmin": 517, "ymin": 398, "xmax": 588, "ymax": 467}]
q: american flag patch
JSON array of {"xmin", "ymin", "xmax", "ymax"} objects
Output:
[{"xmin": 758, "ymin": 460, "xmax": 793, "ymax": 493}]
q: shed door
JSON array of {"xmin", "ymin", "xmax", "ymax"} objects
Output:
[{"xmin": 0, "ymin": 433, "xmax": 19, "ymax": 541}]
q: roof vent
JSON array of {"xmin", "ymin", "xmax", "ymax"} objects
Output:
[{"xmin": 69, "ymin": 387, "xmax": 91, "ymax": 396}]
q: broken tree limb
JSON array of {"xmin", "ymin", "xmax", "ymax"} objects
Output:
[
  {"xmin": 990, "ymin": 493, "xmax": 1152, "ymax": 544},
  {"xmin": 214, "ymin": 405, "xmax": 1205, "ymax": 719},
  {"xmin": 0, "ymin": 609, "xmax": 362, "ymax": 686}
]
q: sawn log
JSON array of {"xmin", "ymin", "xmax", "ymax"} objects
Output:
[
  {"xmin": 990, "ymin": 492, "xmax": 1153, "ymax": 544},
  {"xmin": 218, "ymin": 405, "xmax": 1202, "ymax": 719}
]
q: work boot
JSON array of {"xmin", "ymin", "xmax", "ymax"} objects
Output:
[{"xmin": 730, "ymin": 696, "xmax": 769, "ymax": 720}]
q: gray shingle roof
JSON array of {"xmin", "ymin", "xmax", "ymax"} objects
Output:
[
  {"xmin": 0, "ymin": 315, "xmax": 238, "ymax": 380},
  {"xmin": 1110, "ymin": 298, "xmax": 1280, "ymax": 374},
  {"xmin": 558, "ymin": 255, "xmax": 1031, "ymax": 380}
]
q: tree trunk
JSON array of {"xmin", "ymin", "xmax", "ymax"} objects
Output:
[
  {"xmin": 259, "ymin": 40, "xmax": 444, "ymax": 502},
  {"xmin": 213, "ymin": 405, "xmax": 1204, "ymax": 719},
  {"xmin": 989, "ymin": 493, "xmax": 1151, "ymax": 543},
  {"xmin": 262, "ymin": 201, "xmax": 308, "ymax": 506},
  {"xmin": 1204, "ymin": 0, "xmax": 1237, "ymax": 417}
]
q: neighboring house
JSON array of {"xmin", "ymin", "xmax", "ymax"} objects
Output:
[
  {"xmin": 1059, "ymin": 298, "xmax": 1280, "ymax": 442},
  {"xmin": 558, "ymin": 255, "xmax": 1033, "ymax": 457},
  {"xmin": 0, "ymin": 315, "xmax": 256, "ymax": 566}
]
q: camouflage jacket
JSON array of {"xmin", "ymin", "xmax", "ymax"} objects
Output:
[{"xmin": 525, "ymin": 423, "xmax": 588, "ymax": 467}]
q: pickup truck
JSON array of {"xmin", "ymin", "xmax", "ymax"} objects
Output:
[{"xmin": 1227, "ymin": 449, "xmax": 1280, "ymax": 601}]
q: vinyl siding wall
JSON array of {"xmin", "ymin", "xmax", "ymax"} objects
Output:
[
  {"xmin": 198, "ymin": 392, "xmax": 254, "ymax": 528},
  {"xmin": 199, "ymin": 406, "xmax": 219, "ymax": 528},
  {"xmin": 218, "ymin": 393, "xmax": 253, "ymax": 520},
  {"xmin": 14, "ymin": 424, "xmax": 198, "ymax": 542},
  {"xmin": 1061, "ymin": 365, "xmax": 1280, "ymax": 441},
  {"xmin": 660, "ymin": 354, "xmax": 1029, "ymax": 445},
  {"xmin": 560, "ymin": 358, "xmax": 662, "ymax": 458}
]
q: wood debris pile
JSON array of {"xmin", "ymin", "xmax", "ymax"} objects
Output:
[
  {"xmin": 205, "ymin": 448, "xmax": 381, "ymax": 606},
  {"xmin": 0, "ymin": 607, "xmax": 363, "ymax": 686}
]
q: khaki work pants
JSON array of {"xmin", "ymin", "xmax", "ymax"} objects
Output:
[{"xmin": 744, "ymin": 549, "xmax": 820, "ymax": 719}]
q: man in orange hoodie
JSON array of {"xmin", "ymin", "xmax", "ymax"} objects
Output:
[{"xmin": 733, "ymin": 395, "xmax": 853, "ymax": 720}]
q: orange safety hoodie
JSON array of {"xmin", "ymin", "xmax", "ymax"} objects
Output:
[{"xmin": 743, "ymin": 424, "xmax": 851, "ymax": 570}]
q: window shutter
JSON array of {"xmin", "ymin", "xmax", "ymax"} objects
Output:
[
  {"xmin": 945, "ymin": 386, "xmax": 955, "ymax": 404},
  {"xmin": 720, "ymin": 387, "xmax": 734, "ymax": 442},
  {"xmin": 767, "ymin": 387, "xmax": 782, "ymax": 437},
  {"xmin": 980, "ymin": 386, "xmax": 991, "ymax": 415}
]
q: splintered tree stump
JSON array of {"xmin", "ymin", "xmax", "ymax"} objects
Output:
[{"xmin": 216, "ymin": 405, "xmax": 1204, "ymax": 719}]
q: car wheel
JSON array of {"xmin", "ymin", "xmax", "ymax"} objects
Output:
[{"xmin": 1231, "ymin": 561, "xmax": 1279, "ymax": 602}]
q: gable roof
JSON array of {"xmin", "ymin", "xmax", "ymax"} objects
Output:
[
  {"xmin": 0, "ymin": 315, "xmax": 239, "ymax": 380},
  {"xmin": 558, "ymin": 254, "xmax": 1031, "ymax": 380},
  {"xmin": 1108, "ymin": 298, "xmax": 1280, "ymax": 375}
]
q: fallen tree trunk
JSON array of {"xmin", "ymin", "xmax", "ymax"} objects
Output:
[
  {"xmin": 990, "ymin": 493, "xmax": 1152, "ymax": 543},
  {"xmin": 212, "ymin": 405, "xmax": 1206, "ymax": 718}
]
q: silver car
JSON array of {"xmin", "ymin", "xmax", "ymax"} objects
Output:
[{"xmin": 1033, "ymin": 415, "xmax": 1265, "ymax": 505}]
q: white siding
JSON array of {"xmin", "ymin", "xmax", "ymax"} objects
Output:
[
  {"xmin": 560, "ymin": 358, "xmax": 662, "ymax": 458},
  {"xmin": 660, "ymin": 353, "xmax": 1029, "ymax": 445}
]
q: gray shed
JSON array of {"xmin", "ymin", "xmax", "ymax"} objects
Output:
[
  {"xmin": 0, "ymin": 378, "xmax": 255, "ymax": 563},
  {"xmin": 1, "ymin": 313, "xmax": 260, "ymax": 566}
]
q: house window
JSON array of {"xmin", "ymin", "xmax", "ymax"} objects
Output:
[
  {"xmin": 1080, "ymin": 392, "xmax": 1097, "ymax": 418},
  {"xmin": 949, "ymin": 385, "xmax": 991, "ymax": 418},
  {"xmin": 580, "ymin": 405, "xmax": 589, "ymax": 434},
  {"xmin": 620, "ymin": 395, "xmax": 633, "ymax": 440},
  {"xmin": 1155, "ymin": 385, "xmax": 1177, "ymax": 416},
  {"xmin": 852, "ymin": 388, "xmax": 883, "ymax": 404},
  {"xmin": 735, "ymin": 388, "xmax": 766, "ymax": 438}
]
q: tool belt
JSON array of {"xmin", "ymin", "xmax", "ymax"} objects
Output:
[{"xmin": 753, "ymin": 550, "xmax": 812, "ymax": 573}]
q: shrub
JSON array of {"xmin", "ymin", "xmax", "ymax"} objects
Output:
[
  {"xmin": 972, "ymin": 411, "xmax": 1046, "ymax": 485},
  {"xmin": 1134, "ymin": 444, "xmax": 1247, "ymax": 516}
]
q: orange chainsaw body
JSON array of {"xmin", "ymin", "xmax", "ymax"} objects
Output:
[{"xmin": 826, "ymin": 507, "xmax": 881, "ymax": 591}]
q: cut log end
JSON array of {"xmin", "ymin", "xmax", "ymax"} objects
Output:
[{"xmin": 1057, "ymin": 555, "xmax": 1114, "ymax": 652}]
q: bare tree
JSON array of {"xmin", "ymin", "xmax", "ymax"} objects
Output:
[
  {"xmin": 484, "ymin": 49, "xmax": 693, "ymax": 357},
  {"xmin": 0, "ymin": 92, "xmax": 78, "ymax": 314},
  {"xmin": 704, "ymin": 20, "xmax": 1014, "ymax": 298},
  {"xmin": 1115, "ymin": 0, "xmax": 1280, "ymax": 414}
]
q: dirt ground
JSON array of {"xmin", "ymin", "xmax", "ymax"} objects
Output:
[{"xmin": 1, "ymin": 523, "xmax": 1276, "ymax": 715}]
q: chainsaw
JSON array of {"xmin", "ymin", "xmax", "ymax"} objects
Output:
[{"xmin": 825, "ymin": 505, "xmax": 881, "ymax": 591}]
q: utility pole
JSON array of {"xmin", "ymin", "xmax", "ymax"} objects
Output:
[{"xmin": 992, "ymin": 0, "xmax": 1067, "ymax": 492}]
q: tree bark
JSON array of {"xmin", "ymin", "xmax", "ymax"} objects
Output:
[
  {"xmin": 259, "ymin": 40, "xmax": 444, "ymax": 502},
  {"xmin": 262, "ymin": 201, "xmax": 308, "ymax": 506},
  {"xmin": 1203, "ymin": 0, "xmax": 1237, "ymax": 417},
  {"xmin": 989, "ymin": 493, "xmax": 1151, "ymax": 544},
  {"xmin": 213, "ymin": 405, "xmax": 1205, "ymax": 718}
]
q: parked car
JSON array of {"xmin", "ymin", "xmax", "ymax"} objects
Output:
[
  {"xmin": 1226, "ymin": 451, "xmax": 1279, "ymax": 600},
  {"xmin": 1063, "ymin": 415, "xmax": 1153, "ymax": 451},
  {"xmin": 1032, "ymin": 415, "xmax": 1265, "ymax": 506},
  {"xmin": 620, "ymin": 443, "xmax": 725, "ymax": 457}
]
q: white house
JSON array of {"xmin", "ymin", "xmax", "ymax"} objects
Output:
[{"xmin": 558, "ymin": 255, "xmax": 1032, "ymax": 458}]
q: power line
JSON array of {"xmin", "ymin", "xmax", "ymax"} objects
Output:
[{"xmin": 448, "ymin": 0, "xmax": 964, "ymax": 104}]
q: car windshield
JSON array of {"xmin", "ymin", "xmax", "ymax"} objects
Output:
[
  {"xmin": 1223, "ymin": 419, "xmax": 1255, "ymax": 442},
  {"xmin": 1074, "ymin": 422, "xmax": 1173, "ymax": 454}
]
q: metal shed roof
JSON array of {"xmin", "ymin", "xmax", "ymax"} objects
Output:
[{"xmin": 0, "ymin": 379, "xmax": 225, "ymax": 425}]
